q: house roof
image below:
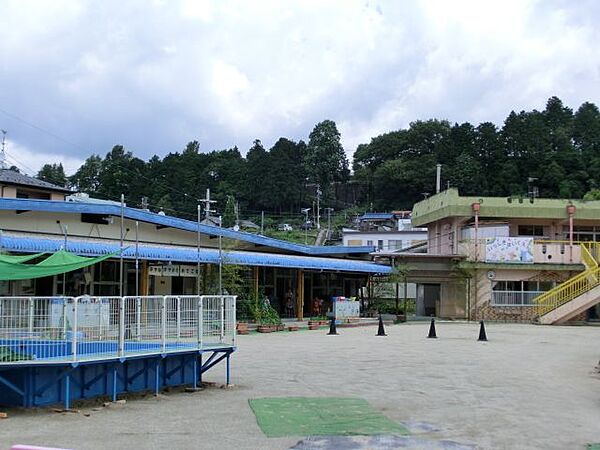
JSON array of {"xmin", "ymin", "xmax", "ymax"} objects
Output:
[
  {"xmin": 0, "ymin": 233, "xmax": 391, "ymax": 274},
  {"xmin": 0, "ymin": 197, "xmax": 375, "ymax": 256},
  {"xmin": 359, "ymin": 213, "xmax": 395, "ymax": 221},
  {"xmin": 0, "ymin": 169, "xmax": 72, "ymax": 193},
  {"xmin": 411, "ymin": 188, "xmax": 600, "ymax": 227}
]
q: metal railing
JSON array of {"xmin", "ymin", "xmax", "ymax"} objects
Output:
[
  {"xmin": 0, "ymin": 295, "xmax": 236, "ymax": 364},
  {"xmin": 533, "ymin": 241, "xmax": 600, "ymax": 317},
  {"xmin": 491, "ymin": 291, "xmax": 544, "ymax": 307}
]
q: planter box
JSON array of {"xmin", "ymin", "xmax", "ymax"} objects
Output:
[
  {"xmin": 308, "ymin": 324, "xmax": 319, "ymax": 330},
  {"xmin": 287, "ymin": 325, "xmax": 299, "ymax": 331},
  {"xmin": 257, "ymin": 325, "xmax": 276, "ymax": 333}
]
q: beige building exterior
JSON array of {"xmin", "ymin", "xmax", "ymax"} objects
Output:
[{"xmin": 375, "ymin": 188, "xmax": 600, "ymax": 323}]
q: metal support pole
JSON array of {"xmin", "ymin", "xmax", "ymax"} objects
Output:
[
  {"xmin": 119, "ymin": 297, "xmax": 125, "ymax": 357},
  {"xmin": 161, "ymin": 296, "xmax": 167, "ymax": 352},
  {"xmin": 62, "ymin": 225, "xmax": 68, "ymax": 297},
  {"xmin": 112, "ymin": 366, "xmax": 118, "ymax": 402},
  {"xmin": 198, "ymin": 297, "xmax": 204, "ymax": 349},
  {"xmin": 226, "ymin": 353, "xmax": 231, "ymax": 386},
  {"xmin": 136, "ymin": 297, "xmax": 141, "ymax": 341},
  {"xmin": 120, "ymin": 193, "xmax": 125, "ymax": 297},
  {"xmin": 28, "ymin": 297, "xmax": 34, "ymax": 335},
  {"xmin": 176, "ymin": 296, "xmax": 181, "ymax": 341},
  {"xmin": 155, "ymin": 360, "xmax": 160, "ymax": 396},
  {"xmin": 64, "ymin": 373, "xmax": 71, "ymax": 410},
  {"xmin": 135, "ymin": 220, "xmax": 139, "ymax": 297},
  {"xmin": 193, "ymin": 357, "xmax": 198, "ymax": 390},
  {"xmin": 197, "ymin": 204, "xmax": 202, "ymax": 295},
  {"xmin": 218, "ymin": 216, "xmax": 223, "ymax": 296},
  {"xmin": 198, "ymin": 353, "xmax": 203, "ymax": 385},
  {"xmin": 220, "ymin": 297, "xmax": 225, "ymax": 343},
  {"xmin": 72, "ymin": 298, "xmax": 78, "ymax": 361}
]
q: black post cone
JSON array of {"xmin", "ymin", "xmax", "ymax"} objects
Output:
[
  {"xmin": 328, "ymin": 317, "xmax": 338, "ymax": 335},
  {"xmin": 478, "ymin": 320, "xmax": 487, "ymax": 341},
  {"xmin": 376, "ymin": 314, "xmax": 386, "ymax": 336},
  {"xmin": 427, "ymin": 317, "xmax": 437, "ymax": 339}
]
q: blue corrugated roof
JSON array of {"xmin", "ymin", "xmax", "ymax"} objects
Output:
[
  {"xmin": 0, "ymin": 235, "xmax": 391, "ymax": 274},
  {"xmin": 0, "ymin": 198, "xmax": 375, "ymax": 256},
  {"xmin": 359, "ymin": 213, "xmax": 395, "ymax": 220}
]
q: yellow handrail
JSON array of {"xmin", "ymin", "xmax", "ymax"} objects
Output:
[
  {"xmin": 581, "ymin": 245, "xmax": 597, "ymax": 270},
  {"xmin": 535, "ymin": 267, "xmax": 600, "ymax": 316}
]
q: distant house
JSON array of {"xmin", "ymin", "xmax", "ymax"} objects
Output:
[
  {"xmin": 0, "ymin": 168, "xmax": 71, "ymax": 200},
  {"xmin": 343, "ymin": 211, "xmax": 427, "ymax": 252}
]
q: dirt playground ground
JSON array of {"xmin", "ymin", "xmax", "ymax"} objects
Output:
[{"xmin": 1, "ymin": 322, "xmax": 599, "ymax": 450}]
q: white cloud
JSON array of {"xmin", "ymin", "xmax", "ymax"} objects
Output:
[
  {"xmin": 3, "ymin": 140, "xmax": 84, "ymax": 176},
  {"xmin": 0, "ymin": 0, "xmax": 598, "ymax": 166}
]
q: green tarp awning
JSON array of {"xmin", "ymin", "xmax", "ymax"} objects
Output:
[{"xmin": 0, "ymin": 250, "xmax": 119, "ymax": 281}]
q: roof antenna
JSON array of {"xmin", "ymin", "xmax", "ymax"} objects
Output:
[{"xmin": 0, "ymin": 130, "xmax": 7, "ymax": 169}]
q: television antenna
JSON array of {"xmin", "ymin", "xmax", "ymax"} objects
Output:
[{"xmin": 0, "ymin": 130, "xmax": 7, "ymax": 169}]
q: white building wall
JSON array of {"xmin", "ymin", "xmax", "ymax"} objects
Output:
[{"xmin": 342, "ymin": 230, "xmax": 427, "ymax": 251}]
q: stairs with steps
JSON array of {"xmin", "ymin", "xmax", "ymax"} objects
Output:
[{"xmin": 536, "ymin": 242, "xmax": 600, "ymax": 324}]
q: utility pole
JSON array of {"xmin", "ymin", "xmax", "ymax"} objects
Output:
[
  {"xmin": 260, "ymin": 211, "xmax": 264, "ymax": 234},
  {"xmin": 301, "ymin": 208, "xmax": 310, "ymax": 245},
  {"xmin": 316, "ymin": 185, "xmax": 322, "ymax": 230},
  {"xmin": 199, "ymin": 188, "xmax": 217, "ymax": 221},
  {"xmin": 197, "ymin": 204, "xmax": 202, "ymax": 295},
  {"xmin": 325, "ymin": 207, "xmax": 334, "ymax": 238}
]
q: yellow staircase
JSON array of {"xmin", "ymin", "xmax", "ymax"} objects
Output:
[{"xmin": 536, "ymin": 242, "xmax": 600, "ymax": 324}]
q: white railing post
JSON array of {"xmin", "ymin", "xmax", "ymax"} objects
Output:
[
  {"xmin": 220, "ymin": 296, "xmax": 225, "ymax": 343},
  {"xmin": 232, "ymin": 296, "xmax": 237, "ymax": 346},
  {"xmin": 72, "ymin": 297, "xmax": 78, "ymax": 362},
  {"xmin": 119, "ymin": 297, "xmax": 125, "ymax": 357},
  {"xmin": 62, "ymin": 297, "xmax": 68, "ymax": 339},
  {"xmin": 198, "ymin": 296, "xmax": 203, "ymax": 350},
  {"xmin": 176, "ymin": 296, "xmax": 181, "ymax": 342},
  {"xmin": 28, "ymin": 297, "xmax": 34, "ymax": 335},
  {"xmin": 136, "ymin": 296, "xmax": 141, "ymax": 341},
  {"xmin": 161, "ymin": 296, "xmax": 167, "ymax": 352}
]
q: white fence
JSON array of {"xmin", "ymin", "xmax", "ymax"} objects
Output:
[{"xmin": 0, "ymin": 295, "xmax": 236, "ymax": 364}]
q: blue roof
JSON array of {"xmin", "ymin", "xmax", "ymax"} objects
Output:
[
  {"xmin": 359, "ymin": 213, "xmax": 395, "ymax": 220},
  {"xmin": 0, "ymin": 198, "xmax": 374, "ymax": 256},
  {"xmin": 0, "ymin": 235, "xmax": 391, "ymax": 274}
]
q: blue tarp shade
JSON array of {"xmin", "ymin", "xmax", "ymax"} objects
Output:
[{"xmin": 0, "ymin": 235, "xmax": 391, "ymax": 274}]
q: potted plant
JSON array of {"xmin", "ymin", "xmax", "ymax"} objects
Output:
[
  {"xmin": 236, "ymin": 321, "xmax": 249, "ymax": 334},
  {"xmin": 307, "ymin": 318, "xmax": 320, "ymax": 330}
]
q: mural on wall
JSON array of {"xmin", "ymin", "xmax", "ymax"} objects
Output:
[{"xmin": 485, "ymin": 237, "xmax": 534, "ymax": 263}]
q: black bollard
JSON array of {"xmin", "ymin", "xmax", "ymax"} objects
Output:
[
  {"xmin": 427, "ymin": 316, "xmax": 437, "ymax": 339},
  {"xmin": 376, "ymin": 314, "xmax": 387, "ymax": 336},
  {"xmin": 328, "ymin": 317, "xmax": 338, "ymax": 335},
  {"xmin": 478, "ymin": 320, "xmax": 488, "ymax": 341}
]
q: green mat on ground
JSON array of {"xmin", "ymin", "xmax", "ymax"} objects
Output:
[{"xmin": 248, "ymin": 397, "xmax": 409, "ymax": 437}]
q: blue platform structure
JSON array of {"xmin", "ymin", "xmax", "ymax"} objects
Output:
[{"xmin": 0, "ymin": 295, "xmax": 236, "ymax": 409}]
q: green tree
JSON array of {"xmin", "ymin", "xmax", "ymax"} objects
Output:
[
  {"xmin": 222, "ymin": 195, "xmax": 236, "ymax": 228},
  {"xmin": 304, "ymin": 120, "xmax": 349, "ymax": 201},
  {"xmin": 69, "ymin": 155, "xmax": 102, "ymax": 193},
  {"xmin": 37, "ymin": 163, "xmax": 67, "ymax": 187}
]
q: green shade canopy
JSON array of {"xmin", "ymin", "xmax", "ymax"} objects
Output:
[
  {"xmin": 0, "ymin": 250, "xmax": 119, "ymax": 281},
  {"xmin": 0, "ymin": 253, "xmax": 44, "ymax": 264}
]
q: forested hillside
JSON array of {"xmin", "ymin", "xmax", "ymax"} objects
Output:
[{"xmin": 36, "ymin": 97, "xmax": 600, "ymax": 220}]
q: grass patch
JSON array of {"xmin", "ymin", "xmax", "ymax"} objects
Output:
[{"xmin": 249, "ymin": 397, "xmax": 408, "ymax": 438}]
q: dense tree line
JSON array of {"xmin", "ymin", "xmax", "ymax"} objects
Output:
[{"xmin": 35, "ymin": 97, "xmax": 600, "ymax": 218}]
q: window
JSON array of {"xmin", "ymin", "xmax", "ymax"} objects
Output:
[
  {"xmin": 366, "ymin": 240, "xmax": 373, "ymax": 247},
  {"xmin": 388, "ymin": 240, "xmax": 403, "ymax": 250},
  {"xmin": 491, "ymin": 280, "xmax": 555, "ymax": 306},
  {"xmin": 377, "ymin": 240, "xmax": 384, "ymax": 250},
  {"xmin": 518, "ymin": 225, "xmax": 544, "ymax": 236}
]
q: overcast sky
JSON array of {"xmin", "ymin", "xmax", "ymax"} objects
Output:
[{"xmin": 1, "ymin": 0, "xmax": 599, "ymax": 175}]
